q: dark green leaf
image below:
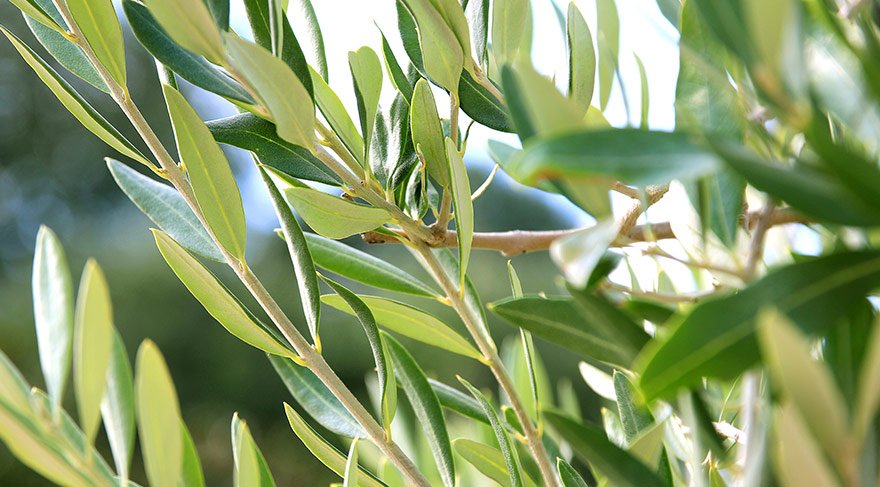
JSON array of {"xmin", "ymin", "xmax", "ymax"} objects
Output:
[
  {"xmin": 612, "ymin": 371, "xmax": 652, "ymax": 442},
  {"xmin": 205, "ymin": 0, "xmax": 229, "ymax": 31},
  {"xmin": 380, "ymin": 30, "xmax": 415, "ymax": 103},
  {"xmin": 290, "ymin": 0, "xmax": 328, "ymax": 81},
  {"xmin": 459, "ymin": 69, "xmax": 514, "ymax": 133},
  {"xmin": 459, "ymin": 378, "xmax": 524, "ymax": 487}
]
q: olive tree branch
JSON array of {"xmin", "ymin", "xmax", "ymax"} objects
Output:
[{"xmin": 52, "ymin": 5, "xmax": 429, "ymax": 484}]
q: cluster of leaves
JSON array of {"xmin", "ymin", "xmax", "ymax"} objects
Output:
[{"xmin": 4, "ymin": 0, "xmax": 880, "ymax": 485}]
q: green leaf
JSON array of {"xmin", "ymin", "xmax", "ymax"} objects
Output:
[
  {"xmin": 322, "ymin": 294, "xmax": 481, "ymax": 360},
  {"xmin": 544, "ymin": 411, "xmax": 665, "ymax": 487},
  {"xmin": 775, "ymin": 404, "xmax": 840, "ymax": 487},
  {"xmin": 232, "ymin": 413, "xmax": 277, "ymax": 487},
  {"xmin": 429, "ymin": 378, "xmax": 488, "ymax": 424},
  {"xmin": 567, "ymin": 3, "xmax": 595, "ymax": 113},
  {"xmin": 492, "ymin": 0, "xmax": 529, "ymax": 65},
  {"xmin": 289, "ymin": 0, "xmax": 328, "ymax": 80},
  {"xmin": 557, "ymin": 458, "xmax": 589, "ymax": 487},
  {"xmin": 259, "ymin": 167, "xmax": 321, "ymax": 344},
  {"xmin": 635, "ymin": 55, "xmax": 649, "ymax": 128},
  {"xmin": 180, "ymin": 420, "xmax": 206, "ymax": 487},
  {"xmin": 400, "ymin": 0, "xmax": 463, "ymax": 92},
  {"xmin": 502, "ymin": 63, "xmax": 584, "ymax": 141},
  {"xmin": 268, "ymin": 355, "xmax": 365, "ymax": 438},
  {"xmin": 163, "ymin": 85, "xmax": 247, "ymax": 259},
  {"xmin": 283, "ymin": 186, "xmax": 390, "ymax": 240},
  {"xmin": 208, "ymin": 114, "xmax": 338, "ymax": 185},
  {"xmin": 123, "ymin": 1, "xmax": 251, "ymax": 103},
  {"xmin": 310, "ymin": 67, "xmax": 365, "ymax": 164},
  {"xmin": 342, "ymin": 438, "xmax": 359, "ymax": 487},
  {"xmin": 66, "ymin": 0, "xmax": 125, "ymax": 86},
  {"xmin": 0, "ymin": 350, "xmax": 32, "ymax": 417},
  {"xmin": 384, "ymin": 334, "xmax": 455, "ymax": 487},
  {"xmin": 458, "ymin": 378, "xmax": 523, "ymax": 487},
  {"xmin": 225, "ymin": 35, "xmax": 315, "ymax": 149},
  {"xmin": 549, "ymin": 221, "xmax": 618, "ymax": 289},
  {"xmin": 283, "ymin": 403, "xmax": 385, "ymax": 487},
  {"xmin": 445, "ymin": 138, "xmax": 472, "ymax": 288},
  {"xmin": 349, "ymin": 46, "xmax": 383, "ymax": 163},
  {"xmin": 73, "ymin": 259, "xmax": 114, "ymax": 445},
  {"xmin": 465, "ymin": 0, "xmax": 489, "ymax": 66},
  {"xmin": 23, "ymin": 9, "xmax": 107, "ymax": 93},
  {"xmin": 596, "ymin": 0, "xmax": 619, "ymax": 110},
  {"xmin": 612, "ymin": 371, "xmax": 652, "ymax": 442},
  {"xmin": 152, "ymin": 229, "xmax": 296, "ymax": 358},
  {"xmin": 854, "ymin": 316, "xmax": 880, "ymax": 443},
  {"xmin": 10, "ymin": 0, "xmax": 65, "ymax": 34},
  {"xmin": 459, "ymin": 70, "xmax": 514, "ymax": 133},
  {"xmin": 410, "ymin": 79, "xmax": 450, "ymax": 186},
  {"xmin": 143, "ymin": 0, "xmax": 225, "ymax": 64},
  {"xmin": 320, "ymin": 278, "xmax": 396, "ymax": 430},
  {"xmin": 107, "ymin": 158, "xmax": 223, "ymax": 262},
  {"xmin": 491, "ymin": 295, "xmax": 647, "ymax": 367},
  {"xmin": 455, "ymin": 438, "xmax": 538, "ymax": 487},
  {"xmin": 32, "ymin": 226, "xmax": 74, "ymax": 418},
  {"xmin": 1, "ymin": 26, "xmax": 151, "ymax": 166},
  {"xmin": 758, "ymin": 309, "xmax": 848, "ymax": 459},
  {"xmin": 135, "ymin": 341, "xmax": 183, "ymax": 487},
  {"xmin": 638, "ymin": 250, "xmax": 880, "ymax": 400},
  {"xmin": 304, "ymin": 233, "xmax": 437, "ymax": 297},
  {"xmin": 205, "ymin": 0, "xmax": 229, "ymax": 30},
  {"xmin": 380, "ymin": 30, "xmax": 415, "ymax": 103},
  {"xmin": 100, "ymin": 331, "xmax": 135, "ymax": 483},
  {"xmin": 510, "ymin": 129, "xmax": 720, "ymax": 187}
]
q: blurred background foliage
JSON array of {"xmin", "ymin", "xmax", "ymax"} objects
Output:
[{"xmin": 0, "ymin": 3, "xmax": 592, "ymax": 483}]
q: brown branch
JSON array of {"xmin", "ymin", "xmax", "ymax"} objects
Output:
[{"xmin": 364, "ymin": 208, "xmax": 809, "ymax": 256}]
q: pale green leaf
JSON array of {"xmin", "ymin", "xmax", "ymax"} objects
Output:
[
  {"xmin": 180, "ymin": 420, "xmax": 206, "ymax": 487},
  {"xmin": 135, "ymin": 340, "xmax": 183, "ymax": 487},
  {"xmin": 349, "ymin": 46, "xmax": 383, "ymax": 163},
  {"xmin": 455, "ymin": 438, "xmax": 538, "ymax": 487},
  {"xmin": 66, "ymin": 0, "xmax": 126, "ymax": 86},
  {"xmin": 289, "ymin": 0, "xmax": 328, "ymax": 80},
  {"xmin": 550, "ymin": 221, "xmax": 618, "ymax": 289},
  {"xmin": 153, "ymin": 229, "xmax": 295, "ymax": 358},
  {"xmin": 283, "ymin": 403, "xmax": 385, "ymax": 487},
  {"xmin": 635, "ymin": 54, "xmax": 649, "ymax": 129},
  {"xmin": 502, "ymin": 62, "xmax": 584, "ymax": 141},
  {"xmin": 73, "ymin": 259, "xmax": 114, "ymax": 445},
  {"xmin": 557, "ymin": 458, "xmax": 589, "ymax": 487},
  {"xmin": 854, "ymin": 315, "xmax": 880, "ymax": 443},
  {"xmin": 596, "ymin": 0, "xmax": 619, "ymax": 110},
  {"xmin": 492, "ymin": 0, "xmax": 529, "ymax": 65},
  {"xmin": 322, "ymin": 294, "xmax": 481, "ymax": 360},
  {"xmin": 342, "ymin": 438, "xmax": 359, "ymax": 487},
  {"xmin": 567, "ymin": 3, "xmax": 595, "ymax": 112},
  {"xmin": 310, "ymin": 66, "xmax": 364, "ymax": 163},
  {"xmin": 226, "ymin": 35, "xmax": 315, "ymax": 148},
  {"xmin": 232, "ymin": 413, "xmax": 277, "ymax": 487},
  {"xmin": 0, "ymin": 350, "xmax": 32, "ymax": 416},
  {"xmin": 32, "ymin": 225, "xmax": 74, "ymax": 417},
  {"xmin": 283, "ymin": 186, "xmax": 390, "ymax": 239},
  {"xmin": 143, "ymin": 0, "xmax": 224, "ymax": 64},
  {"xmin": 10, "ymin": 0, "xmax": 66, "ymax": 34},
  {"xmin": 410, "ymin": 79, "xmax": 449, "ymax": 186},
  {"xmin": 775, "ymin": 404, "xmax": 841, "ymax": 487},
  {"xmin": 401, "ymin": 0, "xmax": 463, "ymax": 92},
  {"xmin": 163, "ymin": 85, "xmax": 246, "ymax": 259},
  {"xmin": 445, "ymin": 138, "xmax": 472, "ymax": 289},
  {"xmin": 1, "ymin": 26, "xmax": 150, "ymax": 165},
  {"xmin": 24, "ymin": 8, "xmax": 107, "ymax": 93},
  {"xmin": 100, "ymin": 331, "xmax": 135, "ymax": 483}
]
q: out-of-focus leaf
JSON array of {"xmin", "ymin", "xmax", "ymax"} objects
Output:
[
  {"xmin": 635, "ymin": 54, "xmax": 649, "ymax": 128},
  {"xmin": 153, "ymin": 230, "xmax": 296, "ymax": 358},
  {"xmin": 385, "ymin": 334, "xmax": 455, "ymax": 487},
  {"xmin": 0, "ymin": 351, "xmax": 32, "ymax": 416},
  {"xmin": 459, "ymin": 378, "xmax": 524, "ymax": 487},
  {"xmin": 283, "ymin": 186, "xmax": 390, "ymax": 239},
  {"xmin": 323, "ymin": 294, "xmax": 481, "ymax": 360},
  {"xmin": 73, "ymin": 260, "xmax": 114, "ymax": 445},
  {"xmin": 205, "ymin": 0, "xmax": 229, "ymax": 30},
  {"xmin": 557, "ymin": 458, "xmax": 589, "ymax": 487},
  {"xmin": 164, "ymin": 85, "xmax": 247, "ymax": 259},
  {"xmin": 656, "ymin": 0, "xmax": 680, "ymax": 28},
  {"xmin": 101, "ymin": 331, "xmax": 135, "ymax": 483},
  {"xmin": 775, "ymin": 404, "xmax": 840, "ymax": 487},
  {"xmin": 226, "ymin": 35, "xmax": 315, "ymax": 149},
  {"xmin": 282, "ymin": 404, "xmax": 385, "ymax": 487},
  {"xmin": 342, "ymin": 438, "xmax": 359, "ymax": 487},
  {"xmin": 349, "ymin": 46, "xmax": 383, "ymax": 162},
  {"xmin": 32, "ymin": 226, "xmax": 74, "ymax": 417},
  {"xmin": 180, "ymin": 421, "xmax": 206, "ymax": 487},
  {"xmin": 208, "ymin": 113, "xmax": 338, "ymax": 185},
  {"xmin": 289, "ymin": 0, "xmax": 328, "ymax": 80},
  {"xmin": 429, "ymin": 378, "xmax": 488, "ymax": 423},
  {"xmin": 544, "ymin": 411, "xmax": 665, "ymax": 487},
  {"xmin": 596, "ymin": 0, "xmax": 619, "ymax": 110},
  {"xmin": 124, "ymin": 1, "xmax": 251, "ymax": 103},
  {"xmin": 400, "ymin": 0, "xmax": 463, "ymax": 92},
  {"xmin": 455, "ymin": 438, "xmax": 538, "ymax": 487},
  {"xmin": 550, "ymin": 221, "xmax": 618, "ymax": 289},
  {"xmin": 492, "ymin": 0, "xmax": 529, "ymax": 65},
  {"xmin": 854, "ymin": 316, "xmax": 880, "ymax": 442},
  {"xmin": 612, "ymin": 371, "xmax": 652, "ymax": 442},
  {"xmin": 502, "ymin": 63, "xmax": 584, "ymax": 143},
  {"xmin": 135, "ymin": 341, "xmax": 183, "ymax": 487},
  {"xmin": 638, "ymin": 250, "xmax": 880, "ymax": 400},
  {"xmin": 232, "ymin": 413, "xmax": 277, "ymax": 487},
  {"xmin": 1, "ymin": 26, "xmax": 151, "ymax": 165},
  {"xmin": 107, "ymin": 158, "xmax": 223, "ymax": 261},
  {"xmin": 410, "ymin": 79, "xmax": 450, "ymax": 186},
  {"xmin": 66, "ymin": 0, "xmax": 126, "ymax": 86},
  {"xmin": 445, "ymin": 138, "xmax": 472, "ymax": 287},
  {"xmin": 567, "ymin": 3, "xmax": 596, "ymax": 112},
  {"xmin": 511, "ymin": 129, "xmax": 719, "ymax": 187},
  {"xmin": 143, "ymin": 0, "xmax": 225, "ymax": 64}
]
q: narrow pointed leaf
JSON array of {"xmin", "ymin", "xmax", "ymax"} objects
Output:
[
  {"xmin": 775, "ymin": 404, "xmax": 840, "ymax": 487},
  {"xmin": 74, "ymin": 259, "xmax": 114, "ymax": 445},
  {"xmin": 343, "ymin": 438, "xmax": 359, "ymax": 487},
  {"xmin": 283, "ymin": 186, "xmax": 390, "ymax": 239},
  {"xmin": 180, "ymin": 421, "xmax": 206, "ymax": 487},
  {"xmin": 323, "ymin": 294, "xmax": 481, "ymax": 360},
  {"xmin": 304, "ymin": 233, "xmax": 437, "ymax": 297},
  {"xmin": 596, "ymin": 0, "xmax": 619, "ymax": 110},
  {"xmin": 135, "ymin": 341, "xmax": 183, "ymax": 487},
  {"xmin": 455, "ymin": 439, "xmax": 538, "ymax": 487},
  {"xmin": 23, "ymin": 10, "xmax": 107, "ymax": 93},
  {"xmin": 1, "ymin": 26, "xmax": 150, "ymax": 165},
  {"xmin": 458, "ymin": 378, "xmax": 524, "ymax": 487},
  {"xmin": 108, "ymin": 158, "xmax": 223, "ymax": 261},
  {"xmin": 10, "ymin": 0, "xmax": 65, "ymax": 34},
  {"xmin": 153, "ymin": 229, "xmax": 295, "ymax": 358},
  {"xmin": 0, "ymin": 350, "xmax": 32, "ymax": 415},
  {"xmin": 143, "ymin": 0, "xmax": 225, "ymax": 64},
  {"xmin": 385, "ymin": 334, "xmax": 455, "ymax": 487},
  {"xmin": 459, "ymin": 70, "xmax": 514, "ymax": 132},
  {"xmin": 66, "ymin": 0, "xmax": 126, "ymax": 86},
  {"xmin": 380, "ymin": 30, "xmax": 414, "ymax": 103},
  {"xmin": 163, "ymin": 85, "xmax": 247, "ymax": 259},
  {"xmin": 32, "ymin": 226, "xmax": 74, "ymax": 417},
  {"xmin": 612, "ymin": 371, "xmax": 652, "ymax": 442},
  {"xmin": 568, "ymin": 3, "xmax": 595, "ymax": 112},
  {"xmin": 466, "ymin": 0, "xmax": 489, "ymax": 66},
  {"xmin": 411, "ymin": 79, "xmax": 449, "ymax": 186},
  {"xmin": 445, "ymin": 138, "xmax": 473, "ymax": 288},
  {"xmin": 232, "ymin": 413, "xmax": 277, "ymax": 487},
  {"xmin": 429, "ymin": 378, "xmax": 488, "ymax": 423},
  {"xmin": 854, "ymin": 316, "xmax": 880, "ymax": 442},
  {"xmin": 349, "ymin": 46, "xmax": 383, "ymax": 162},
  {"xmin": 289, "ymin": 0, "xmax": 328, "ymax": 80},
  {"xmin": 557, "ymin": 459, "xmax": 589, "ymax": 487},
  {"xmin": 100, "ymin": 331, "xmax": 135, "ymax": 483},
  {"xmin": 310, "ymin": 66, "xmax": 365, "ymax": 163},
  {"xmin": 502, "ymin": 63, "xmax": 584, "ymax": 141},
  {"xmin": 283, "ymin": 403, "xmax": 385, "ymax": 487}
]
